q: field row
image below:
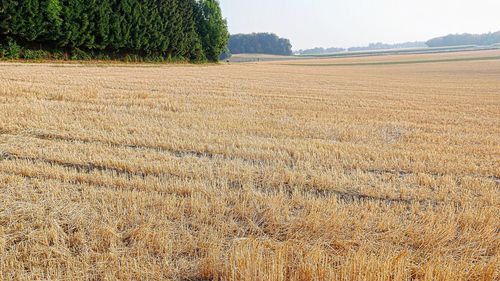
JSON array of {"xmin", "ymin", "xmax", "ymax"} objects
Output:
[{"xmin": 1, "ymin": 52, "xmax": 499, "ymax": 280}]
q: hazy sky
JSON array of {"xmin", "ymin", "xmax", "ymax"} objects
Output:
[{"xmin": 219, "ymin": 0, "xmax": 500, "ymax": 50}]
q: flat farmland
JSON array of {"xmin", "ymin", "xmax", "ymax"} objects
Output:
[{"xmin": 0, "ymin": 51, "xmax": 499, "ymax": 280}]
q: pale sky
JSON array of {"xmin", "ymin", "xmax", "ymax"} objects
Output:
[{"xmin": 219, "ymin": 0, "xmax": 500, "ymax": 50}]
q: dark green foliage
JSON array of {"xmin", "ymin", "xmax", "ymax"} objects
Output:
[
  {"xmin": 3, "ymin": 37, "xmax": 21, "ymax": 59},
  {"xmin": 426, "ymin": 31, "xmax": 500, "ymax": 47},
  {"xmin": 228, "ymin": 33, "xmax": 292, "ymax": 56},
  {"xmin": 219, "ymin": 46, "xmax": 231, "ymax": 60},
  {"xmin": 46, "ymin": 0, "xmax": 63, "ymax": 27},
  {"xmin": 22, "ymin": 48, "xmax": 50, "ymax": 60},
  {"xmin": 196, "ymin": 0, "xmax": 228, "ymax": 62},
  {"xmin": 51, "ymin": 49, "xmax": 65, "ymax": 59},
  {"xmin": 0, "ymin": 0, "xmax": 228, "ymax": 62},
  {"xmin": 70, "ymin": 47, "xmax": 91, "ymax": 60}
]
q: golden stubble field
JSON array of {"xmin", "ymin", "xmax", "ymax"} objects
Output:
[{"xmin": 0, "ymin": 51, "xmax": 499, "ymax": 280}]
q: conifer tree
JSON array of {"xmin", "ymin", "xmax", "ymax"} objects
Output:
[{"xmin": 0, "ymin": 0, "xmax": 230, "ymax": 62}]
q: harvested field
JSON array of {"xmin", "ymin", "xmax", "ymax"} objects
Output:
[{"xmin": 0, "ymin": 50, "xmax": 499, "ymax": 280}]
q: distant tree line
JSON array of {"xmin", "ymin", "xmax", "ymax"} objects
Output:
[
  {"xmin": 0, "ymin": 0, "xmax": 228, "ymax": 62},
  {"xmin": 426, "ymin": 31, "xmax": 500, "ymax": 47},
  {"xmin": 347, "ymin": 41, "xmax": 426, "ymax": 52},
  {"xmin": 296, "ymin": 41, "xmax": 426, "ymax": 55},
  {"xmin": 227, "ymin": 33, "xmax": 292, "ymax": 56},
  {"xmin": 295, "ymin": 47, "xmax": 344, "ymax": 55}
]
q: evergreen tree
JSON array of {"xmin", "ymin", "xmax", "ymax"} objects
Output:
[
  {"xmin": 0, "ymin": 0, "xmax": 15, "ymax": 37},
  {"xmin": 93, "ymin": 0, "xmax": 112, "ymax": 49},
  {"xmin": 0, "ymin": 0, "xmax": 230, "ymax": 62},
  {"xmin": 46, "ymin": 0, "xmax": 62, "ymax": 28}
]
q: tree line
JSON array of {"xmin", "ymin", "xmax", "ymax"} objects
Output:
[
  {"xmin": 295, "ymin": 47, "xmax": 344, "ymax": 55},
  {"xmin": 347, "ymin": 41, "xmax": 426, "ymax": 52},
  {"xmin": 426, "ymin": 31, "xmax": 500, "ymax": 47},
  {"xmin": 0, "ymin": 0, "xmax": 228, "ymax": 62},
  {"xmin": 227, "ymin": 33, "xmax": 292, "ymax": 56},
  {"xmin": 295, "ymin": 31, "xmax": 500, "ymax": 56},
  {"xmin": 296, "ymin": 42, "xmax": 426, "ymax": 55}
]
